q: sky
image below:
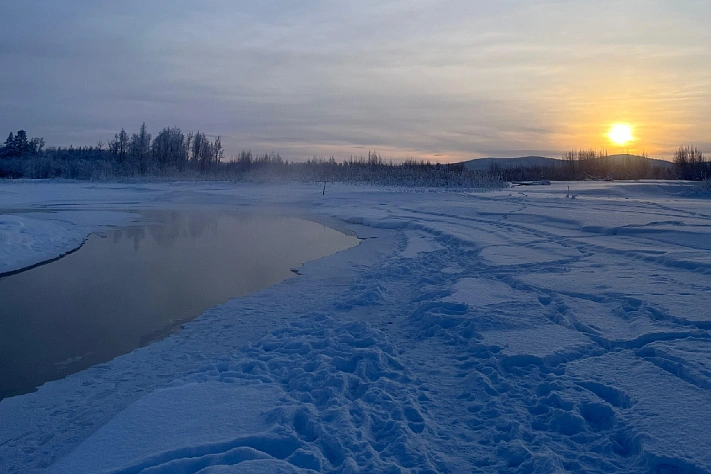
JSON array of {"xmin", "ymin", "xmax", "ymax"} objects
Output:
[{"xmin": 1, "ymin": 0, "xmax": 709, "ymax": 162}]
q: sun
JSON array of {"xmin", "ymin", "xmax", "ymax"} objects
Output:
[{"xmin": 608, "ymin": 123, "xmax": 634, "ymax": 146}]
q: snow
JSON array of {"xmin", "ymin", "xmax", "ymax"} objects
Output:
[
  {"xmin": 0, "ymin": 210, "xmax": 139, "ymax": 276},
  {"xmin": 47, "ymin": 383, "xmax": 285, "ymax": 474},
  {"xmin": 1, "ymin": 179, "xmax": 710, "ymax": 473}
]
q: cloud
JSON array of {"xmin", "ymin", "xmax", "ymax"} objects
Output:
[{"xmin": 1, "ymin": 0, "xmax": 709, "ymax": 161}]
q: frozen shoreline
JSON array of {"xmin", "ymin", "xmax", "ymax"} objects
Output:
[{"xmin": 1, "ymin": 180, "xmax": 711, "ymax": 473}]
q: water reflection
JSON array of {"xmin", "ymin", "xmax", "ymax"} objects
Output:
[
  {"xmin": 110, "ymin": 212, "xmax": 221, "ymax": 251},
  {"xmin": 0, "ymin": 211, "xmax": 359, "ymax": 399}
]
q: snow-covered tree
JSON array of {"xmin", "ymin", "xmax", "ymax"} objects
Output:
[
  {"xmin": 109, "ymin": 129, "xmax": 129, "ymax": 162},
  {"xmin": 152, "ymin": 127, "xmax": 187, "ymax": 170}
]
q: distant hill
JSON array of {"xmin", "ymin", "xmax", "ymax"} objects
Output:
[
  {"xmin": 460, "ymin": 154, "xmax": 673, "ymax": 171},
  {"xmin": 605, "ymin": 154, "xmax": 674, "ymax": 169},
  {"xmin": 461, "ymin": 156, "xmax": 561, "ymax": 171}
]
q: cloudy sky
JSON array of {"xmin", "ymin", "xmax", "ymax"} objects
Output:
[{"xmin": 1, "ymin": 0, "xmax": 709, "ymax": 161}]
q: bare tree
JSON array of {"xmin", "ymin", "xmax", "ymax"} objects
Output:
[{"xmin": 675, "ymin": 146, "xmax": 706, "ymax": 180}]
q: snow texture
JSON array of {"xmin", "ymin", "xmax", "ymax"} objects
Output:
[{"xmin": 1, "ymin": 179, "xmax": 710, "ymax": 473}]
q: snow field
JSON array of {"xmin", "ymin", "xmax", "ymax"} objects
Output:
[{"xmin": 1, "ymin": 180, "xmax": 711, "ymax": 473}]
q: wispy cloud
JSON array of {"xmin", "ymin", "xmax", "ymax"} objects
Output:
[{"xmin": 1, "ymin": 0, "xmax": 709, "ymax": 160}]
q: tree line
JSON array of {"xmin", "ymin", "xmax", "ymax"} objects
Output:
[
  {"xmin": 0, "ymin": 125, "xmax": 707, "ymax": 184},
  {"xmin": 0, "ymin": 124, "xmax": 226, "ymax": 179},
  {"xmin": 673, "ymin": 146, "xmax": 709, "ymax": 181},
  {"xmin": 1, "ymin": 130, "xmax": 45, "ymax": 158},
  {"xmin": 488, "ymin": 146, "xmax": 707, "ymax": 182},
  {"xmin": 0, "ymin": 126, "xmax": 501, "ymax": 187},
  {"xmin": 102, "ymin": 123, "xmax": 224, "ymax": 173}
]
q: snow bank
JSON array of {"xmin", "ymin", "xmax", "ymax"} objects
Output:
[
  {"xmin": 0, "ymin": 210, "xmax": 138, "ymax": 275},
  {"xmin": 0, "ymin": 214, "xmax": 82, "ymax": 275}
]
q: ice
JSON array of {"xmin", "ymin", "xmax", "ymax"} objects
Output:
[{"xmin": 1, "ymin": 179, "xmax": 710, "ymax": 473}]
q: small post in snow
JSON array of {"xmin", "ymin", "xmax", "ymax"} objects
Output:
[{"xmin": 323, "ymin": 181, "xmax": 326, "ymax": 195}]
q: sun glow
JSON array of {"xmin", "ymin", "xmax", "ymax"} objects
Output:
[{"xmin": 608, "ymin": 123, "xmax": 634, "ymax": 146}]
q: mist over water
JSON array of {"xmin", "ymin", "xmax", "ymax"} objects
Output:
[{"xmin": 0, "ymin": 211, "xmax": 359, "ymax": 399}]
